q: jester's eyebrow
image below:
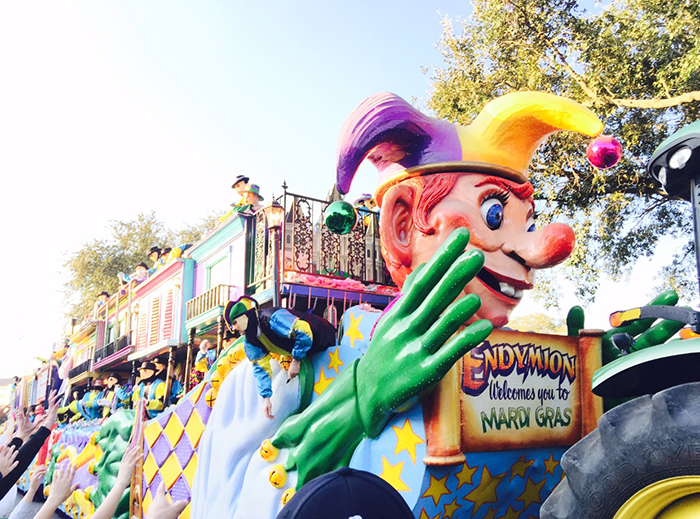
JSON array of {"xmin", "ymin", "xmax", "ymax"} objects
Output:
[{"xmin": 474, "ymin": 176, "xmax": 535, "ymax": 200}]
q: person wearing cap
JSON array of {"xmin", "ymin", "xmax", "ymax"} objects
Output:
[
  {"xmin": 232, "ymin": 174, "xmax": 250, "ymax": 196},
  {"xmin": 96, "ymin": 373, "xmax": 129, "ymax": 417},
  {"xmin": 91, "ymin": 291, "xmax": 110, "ymax": 318},
  {"xmin": 235, "ymin": 183, "xmax": 264, "ymax": 214},
  {"xmin": 148, "ymin": 246, "xmax": 161, "ymax": 265},
  {"xmin": 132, "ymin": 362, "xmax": 168, "ymax": 418},
  {"xmin": 224, "ymin": 296, "xmax": 335, "ymax": 420},
  {"xmin": 117, "ymin": 262, "xmax": 150, "ymax": 286},
  {"xmin": 153, "ymin": 355, "xmax": 183, "ymax": 402}
]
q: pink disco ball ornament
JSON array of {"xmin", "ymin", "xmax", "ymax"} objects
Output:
[{"xmin": 587, "ymin": 135, "xmax": 623, "ymax": 169}]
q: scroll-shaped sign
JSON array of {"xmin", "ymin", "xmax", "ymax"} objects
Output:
[{"xmin": 424, "ymin": 329, "xmax": 604, "ymax": 464}]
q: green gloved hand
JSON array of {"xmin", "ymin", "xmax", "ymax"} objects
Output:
[
  {"xmin": 272, "ymin": 228, "xmax": 493, "ymax": 487},
  {"xmin": 567, "ymin": 291, "xmax": 685, "ymax": 365}
]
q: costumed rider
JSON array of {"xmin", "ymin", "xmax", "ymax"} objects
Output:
[
  {"xmin": 224, "ymin": 296, "xmax": 336, "ymax": 420},
  {"xmin": 132, "ymin": 361, "xmax": 169, "ymax": 418},
  {"xmin": 153, "ymin": 355, "xmax": 183, "ymax": 403},
  {"xmin": 96, "ymin": 373, "xmax": 129, "ymax": 417},
  {"xmin": 220, "ymin": 174, "xmax": 251, "ymax": 221}
]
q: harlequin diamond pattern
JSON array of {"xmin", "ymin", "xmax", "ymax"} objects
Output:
[
  {"xmin": 143, "ymin": 452, "xmax": 159, "ymax": 486},
  {"xmin": 141, "ymin": 381, "xmax": 213, "ymax": 516},
  {"xmin": 163, "ymin": 413, "xmax": 185, "ymax": 445},
  {"xmin": 185, "ymin": 407, "xmax": 206, "ymax": 449},
  {"xmin": 144, "ymin": 420, "xmax": 162, "ymax": 449},
  {"xmin": 160, "ymin": 452, "xmax": 183, "ymax": 490}
]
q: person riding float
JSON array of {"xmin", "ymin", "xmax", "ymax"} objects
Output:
[{"xmin": 224, "ymin": 296, "xmax": 336, "ymax": 420}]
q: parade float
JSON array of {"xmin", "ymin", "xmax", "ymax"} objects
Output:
[{"xmin": 12, "ymin": 95, "xmax": 700, "ymax": 519}]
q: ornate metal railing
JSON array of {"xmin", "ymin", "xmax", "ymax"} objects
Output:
[
  {"xmin": 186, "ymin": 284, "xmax": 239, "ymax": 321},
  {"xmin": 245, "ymin": 191, "xmax": 394, "ymax": 293},
  {"xmin": 285, "ymin": 192, "xmax": 391, "ymax": 284},
  {"xmin": 94, "ymin": 334, "xmax": 130, "ymax": 364}
]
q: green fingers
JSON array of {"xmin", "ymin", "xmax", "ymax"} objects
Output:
[
  {"xmin": 399, "ymin": 228, "xmax": 471, "ymax": 313},
  {"xmin": 423, "ymin": 294, "xmax": 483, "ymax": 353}
]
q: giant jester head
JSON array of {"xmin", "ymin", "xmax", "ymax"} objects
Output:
[{"xmin": 336, "ymin": 92, "xmax": 605, "ymax": 327}]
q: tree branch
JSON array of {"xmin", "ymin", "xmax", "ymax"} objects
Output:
[
  {"xmin": 508, "ymin": 1, "xmax": 700, "ymax": 110},
  {"xmin": 608, "ymin": 91, "xmax": 700, "ymax": 108}
]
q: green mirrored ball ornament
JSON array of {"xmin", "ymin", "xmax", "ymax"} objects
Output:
[{"xmin": 324, "ymin": 200, "xmax": 357, "ymax": 235}]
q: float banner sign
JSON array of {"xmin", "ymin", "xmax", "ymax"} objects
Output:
[{"xmin": 453, "ymin": 329, "xmax": 602, "ymax": 453}]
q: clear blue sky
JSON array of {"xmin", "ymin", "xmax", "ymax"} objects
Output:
[{"xmin": 0, "ymin": 0, "xmax": 670, "ymax": 378}]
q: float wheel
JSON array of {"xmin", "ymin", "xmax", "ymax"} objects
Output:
[{"xmin": 541, "ymin": 382, "xmax": 700, "ymax": 519}]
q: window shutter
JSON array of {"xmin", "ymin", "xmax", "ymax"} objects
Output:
[
  {"xmin": 149, "ymin": 297, "xmax": 161, "ymax": 346},
  {"xmin": 162, "ymin": 289, "xmax": 174, "ymax": 340}
]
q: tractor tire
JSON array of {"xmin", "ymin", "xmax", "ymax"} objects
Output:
[{"xmin": 541, "ymin": 382, "xmax": 700, "ymax": 519}]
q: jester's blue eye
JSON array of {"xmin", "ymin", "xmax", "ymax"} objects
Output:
[
  {"xmin": 527, "ymin": 223, "xmax": 535, "ymax": 232},
  {"xmin": 480, "ymin": 198, "xmax": 504, "ymax": 230}
]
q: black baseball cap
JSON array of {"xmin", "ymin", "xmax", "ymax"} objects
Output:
[{"xmin": 276, "ymin": 467, "xmax": 414, "ymax": 519}]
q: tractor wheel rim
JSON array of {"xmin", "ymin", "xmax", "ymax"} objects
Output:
[{"xmin": 614, "ymin": 476, "xmax": 700, "ymax": 519}]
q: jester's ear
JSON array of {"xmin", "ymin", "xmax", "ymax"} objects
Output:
[{"xmin": 335, "ymin": 93, "xmax": 459, "ymax": 196}]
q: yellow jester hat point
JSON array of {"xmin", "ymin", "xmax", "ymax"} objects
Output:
[{"xmin": 335, "ymin": 91, "xmax": 605, "ymax": 206}]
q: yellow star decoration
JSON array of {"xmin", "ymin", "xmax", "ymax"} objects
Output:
[
  {"xmin": 482, "ymin": 508, "xmax": 497, "ymax": 519},
  {"xmin": 327, "ymin": 347, "xmax": 344, "ymax": 374},
  {"xmin": 345, "ymin": 313, "xmax": 364, "ymax": 348},
  {"xmin": 516, "ymin": 477, "xmax": 546, "ymax": 510},
  {"xmin": 313, "ymin": 367, "xmax": 334, "ymax": 395},
  {"xmin": 498, "ymin": 506, "xmax": 521, "ymax": 519},
  {"xmin": 418, "ymin": 510, "xmax": 441, "ymax": 519},
  {"xmin": 544, "ymin": 453, "xmax": 560, "ymax": 476},
  {"xmin": 392, "ymin": 418, "xmax": 425, "ymax": 465},
  {"xmin": 379, "ymin": 456, "xmax": 410, "ymax": 492},
  {"xmin": 463, "ymin": 466, "xmax": 506, "ymax": 515},
  {"xmin": 454, "ymin": 461, "xmax": 478, "ymax": 490},
  {"xmin": 510, "ymin": 454, "xmax": 534, "ymax": 481},
  {"xmin": 443, "ymin": 497, "xmax": 462, "ymax": 519},
  {"xmin": 421, "ymin": 474, "xmax": 451, "ymax": 506}
]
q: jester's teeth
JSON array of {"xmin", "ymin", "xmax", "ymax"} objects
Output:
[
  {"xmin": 513, "ymin": 289, "xmax": 523, "ymax": 299},
  {"xmin": 499, "ymin": 282, "xmax": 515, "ymax": 297}
]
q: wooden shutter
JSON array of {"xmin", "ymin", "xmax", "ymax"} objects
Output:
[
  {"xmin": 162, "ymin": 289, "xmax": 174, "ymax": 340},
  {"xmin": 137, "ymin": 306, "xmax": 148, "ymax": 350},
  {"xmin": 149, "ymin": 297, "xmax": 161, "ymax": 346}
]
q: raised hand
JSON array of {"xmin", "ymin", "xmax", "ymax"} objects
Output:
[
  {"xmin": 142, "ymin": 482, "xmax": 188, "ymax": 519},
  {"xmin": 40, "ymin": 391, "xmax": 61, "ymax": 429},
  {"xmin": 273, "ymin": 228, "xmax": 493, "ymax": 486},
  {"xmin": 115, "ymin": 443, "xmax": 140, "ymax": 490},
  {"xmin": 568, "ymin": 291, "xmax": 685, "ymax": 364},
  {"xmin": 26, "ymin": 465, "xmax": 47, "ymax": 500},
  {"xmin": 47, "ymin": 462, "xmax": 77, "ymax": 506},
  {"xmin": 0, "ymin": 444, "xmax": 18, "ymax": 477},
  {"xmin": 14, "ymin": 409, "xmax": 38, "ymax": 442}
]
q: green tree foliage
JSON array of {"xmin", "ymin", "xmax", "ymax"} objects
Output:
[
  {"xmin": 508, "ymin": 313, "xmax": 567, "ymax": 335},
  {"xmin": 427, "ymin": 0, "xmax": 700, "ymax": 304},
  {"xmin": 63, "ymin": 211, "xmax": 220, "ymax": 319}
]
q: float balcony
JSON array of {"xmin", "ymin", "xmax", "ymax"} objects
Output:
[{"xmin": 246, "ymin": 191, "xmax": 398, "ymax": 306}]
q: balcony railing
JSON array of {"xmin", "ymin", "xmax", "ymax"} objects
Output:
[
  {"xmin": 186, "ymin": 284, "xmax": 238, "ymax": 321},
  {"xmin": 246, "ymin": 191, "xmax": 394, "ymax": 293},
  {"xmin": 68, "ymin": 360, "xmax": 91, "ymax": 380},
  {"xmin": 94, "ymin": 335, "xmax": 130, "ymax": 364}
]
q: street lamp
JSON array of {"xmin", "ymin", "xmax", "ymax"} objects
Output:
[{"xmin": 263, "ymin": 201, "xmax": 285, "ymax": 306}]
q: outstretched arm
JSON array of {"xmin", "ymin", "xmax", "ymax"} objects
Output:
[{"xmin": 272, "ymin": 228, "xmax": 493, "ymax": 487}]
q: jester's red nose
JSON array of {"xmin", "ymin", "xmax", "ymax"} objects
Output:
[{"xmin": 532, "ymin": 223, "xmax": 575, "ymax": 269}]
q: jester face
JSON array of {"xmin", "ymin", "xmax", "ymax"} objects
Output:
[{"xmin": 408, "ymin": 174, "xmax": 574, "ymax": 328}]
